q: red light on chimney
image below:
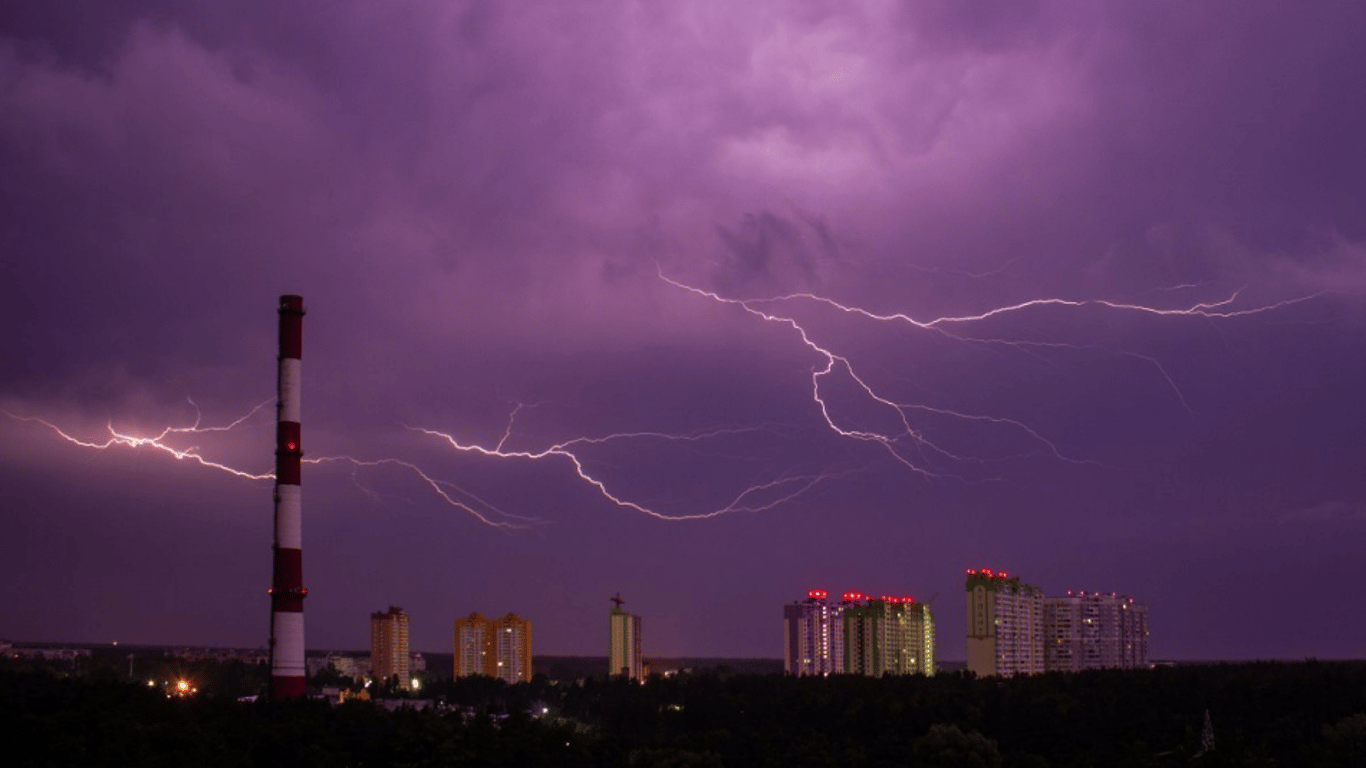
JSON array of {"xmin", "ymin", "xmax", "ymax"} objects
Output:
[{"xmin": 966, "ymin": 569, "xmax": 976, "ymax": 575}]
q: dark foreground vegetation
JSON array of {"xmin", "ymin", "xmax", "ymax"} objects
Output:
[{"xmin": 3, "ymin": 661, "xmax": 1365, "ymax": 767}]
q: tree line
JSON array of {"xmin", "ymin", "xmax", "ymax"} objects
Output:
[{"xmin": 3, "ymin": 659, "xmax": 1364, "ymax": 766}]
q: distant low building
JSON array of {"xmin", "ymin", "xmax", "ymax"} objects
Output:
[
  {"xmin": 307, "ymin": 653, "xmax": 364, "ymax": 680},
  {"xmin": 173, "ymin": 647, "xmax": 268, "ymax": 664},
  {"xmin": 4, "ymin": 646, "xmax": 91, "ymax": 664}
]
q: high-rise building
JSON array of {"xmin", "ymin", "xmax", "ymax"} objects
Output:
[
  {"xmin": 1043, "ymin": 591, "xmax": 1149, "ymax": 672},
  {"xmin": 454, "ymin": 612, "xmax": 486, "ymax": 679},
  {"xmin": 887, "ymin": 598, "xmax": 935, "ymax": 676},
  {"xmin": 453, "ymin": 612, "xmax": 533, "ymax": 683},
  {"xmin": 966, "ymin": 569, "xmax": 1044, "ymax": 677},
  {"xmin": 608, "ymin": 593, "xmax": 643, "ymax": 679},
  {"xmin": 841, "ymin": 592, "xmax": 935, "ymax": 677},
  {"xmin": 370, "ymin": 606, "xmax": 410, "ymax": 685},
  {"xmin": 783, "ymin": 590, "xmax": 845, "ymax": 676}
]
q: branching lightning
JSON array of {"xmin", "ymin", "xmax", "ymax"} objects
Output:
[
  {"xmin": 656, "ymin": 272, "xmax": 1082, "ymax": 479},
  {"xmin": 3, "ymin": 400, "xmax": 276, "ymax": 480},
  {"xmin": 304, "ymin": 455, "xmax": 538, "ymax": 529},
  {"xmin": 2, "ymin": 402, "xmax": 536, "ymax": 529},
  {"xmin": 5, "ymin": 272, "xmax": 1325, "ymax": 527},
  {"xmin": 402, "ymin": 274, "xmax": 1322, "ymax": 518},
  {"xmin": 656, "ymin": 267, "xmax": 1326, "ymax": 480},
  {"xmin": 411, "ymin": 424, "xmax": 842, "ymax": 521}
]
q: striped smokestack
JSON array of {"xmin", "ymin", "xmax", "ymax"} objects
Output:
[{"xmin": 270, "ymin": 295, "xmax": 307, "ymax": 698}]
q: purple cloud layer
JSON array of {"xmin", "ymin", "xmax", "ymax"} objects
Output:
[{"xmin": 2, "ymin": 1, "xmax": 1364, "ymax": 660}]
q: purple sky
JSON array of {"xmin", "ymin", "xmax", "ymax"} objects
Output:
[{"xmin": 2, "ymin": 1, "xmax": 1364, "ymax": 661}]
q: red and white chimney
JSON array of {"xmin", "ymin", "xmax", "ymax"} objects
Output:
[{"xmin": 270, "ymin": 295, "xmax": 307, "ymax": 698}]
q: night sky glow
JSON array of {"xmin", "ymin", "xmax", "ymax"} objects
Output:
[{"xmin": 2, "ymin": 2, "xmax": 1364, "ymax": 660}]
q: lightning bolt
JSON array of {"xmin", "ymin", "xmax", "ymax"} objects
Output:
[
  {"xmin": 495, "ymin": 399, "xmax": 542, "ymax": 452},
  {"xmin": 656, "ymin": 267, "xmax": 1326, "ymax": 479},
  {"xmin": 304, "ymin": 455, "xmax": 538, "ymax": 530},
  {"xmin": 8, "ymin": 274, "xmax": 1325, "ymax": 527},
  {"xmin": 411, "ymin": 423, "xmax": 843, "ymax": 521},
  {"xmin": 656, "ymin": 272, "xmax": 1077, "ymax": 479},
  {"xmin": 2, "ymin": 402, "xmax": 536, "ymax": 529},
  {"xmin": 3, "ymin": 400, "xmax": 276, "ymax": 480}
]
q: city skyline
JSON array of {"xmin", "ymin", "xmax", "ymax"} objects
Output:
[{"xmin": 2, "ymin": 2, "xmax": 1365, "ymax": 662}]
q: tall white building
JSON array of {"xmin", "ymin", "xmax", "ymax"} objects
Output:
[
  {"xmin": 966, "ymin": 569, "xmax": 1044, "ymax": 677},
  {"xmin": 1044, "ymin": 591, "xmax": 1149, "ymax": 671},
  {"xmin": 783, "ymin": 590, "xmax": 845, "ymax": 676},
  {"xmin": 608, "ymin": 593, "xmax": 643, "ymax": 679}
]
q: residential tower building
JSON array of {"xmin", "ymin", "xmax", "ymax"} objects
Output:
[
  {"xmin": 783, "ymin": 590, "xmax": 845, "ymax": 676},
  {"xmin": 1043, "ymin": 591, "xmax": 1149, "ymax": 671},
  {"xmin": 965, "ymin": 569, "xmax": 1044, "ymax": 677},
  {"xmin": 608, "ymin": 593, "xmax": 643, "ymax": 679},
  {"xmin": 453, "ymin": 612, "xmax": 533, "ymax": 683},
  {"xmin": 842, "ymin": 592, "xmax": 935, "ymax": 677},
  {"xmin": 370, "ymin": 606, "xmax": 410, "ymax": 685}
]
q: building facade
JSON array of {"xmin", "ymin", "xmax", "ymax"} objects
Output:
[
  {"xmin": 608, "ymin": 594, "xmax": 643, "ymax": 679},
  {"xmin": 888, "ymin": 599, "xmax": 935, "ymax": 676},
  {"xmin": 453, "ymin": 612, "xmax": 533, "ymax": 683},
  {"xmin": 1043, "ymin": 591, "xmax": 1149, "ymax": 672},
  {"xmin": 370, "ymin": 606, "xmax": 410, "ymax": 685},
  {"xmin": 842, "ymin": 592, "xmax": 935, "ymax": 677},
  {"xmin": 965, "ymin": 569, "xmax": 1044, "ymax": 677},
  {"xmin": 783, "ymin": 590, "xmax": 845, "ymax": 676}
]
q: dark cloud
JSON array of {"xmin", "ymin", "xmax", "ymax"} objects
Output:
[
  {"xmin": 1, "ymin": 1, "xmax": 1364, "ymax": 659},
  {"xmin": 713, "ymin": 210, "xmax": 826, "ymax": 292}
]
